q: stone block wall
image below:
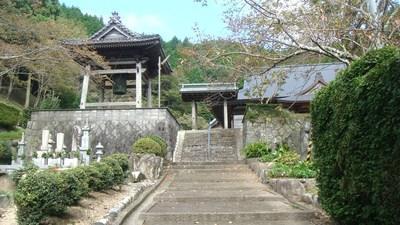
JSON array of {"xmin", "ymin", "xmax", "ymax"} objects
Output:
[
  {"xmin": 25, "ymin": 108, "xmax": 180, "ymax": 160},
  {"xmin": 243, "ymin": 113, "xmax": 311, "ymax": 159}
]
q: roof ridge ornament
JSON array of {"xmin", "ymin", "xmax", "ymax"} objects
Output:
[{"xmin": 109, "ymin": 11, "xmax": 121, "ymax": 24}]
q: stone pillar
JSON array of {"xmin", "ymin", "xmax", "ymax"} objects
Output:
[
  {"xmin": 192, "ymin": 101, "xmax": 197, "ymax": 130},
  {"xmin": 55, "ymin": 133, "xmax": 64, "ymax": 152},
  {"xmin": 224, "ymin": 99, "xmax": 228, "ymax": 129},
  {"xmin": 80, "ymin": 65, "xmax": 90, "ymax": 109},
  {"xmin": 136, "ymin": 62, "xmax": 142, "ymax": 108},
  {"xmin": 40, "ymin": 130, "xmax": 50, "ymax": 151},
  {"xmin": 147, "ymin": 79, "xmax": 152, "ymax": 108}
]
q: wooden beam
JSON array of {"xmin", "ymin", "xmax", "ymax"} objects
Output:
[
  {"xmin": 85, "ymin": 102, "xmax": 136, "ymax": 108},
  {"xmin": 192, "ymin": 101, "xmax": 197, "ymax": 130},
  {"xmin": 93, "ymin": 69, "xmax": 136, "ymax": 75},
  {"xmin": 108, "ymin": 60, "xmax": 137, "ymax": 65}
]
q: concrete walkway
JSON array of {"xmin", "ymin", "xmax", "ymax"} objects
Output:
[{"xmin": 122, "ymin": 161, "xmax": 316, "ymax": 225}]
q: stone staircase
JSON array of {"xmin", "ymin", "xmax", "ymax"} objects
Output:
[
  {"xmin": 173, "ymin": 129, "xmax": 241, "ymax": 162},
  {"xmin": 137, "ymin": 162, "xmax": 316, "ymax": 225}
]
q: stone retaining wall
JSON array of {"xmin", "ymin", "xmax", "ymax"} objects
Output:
[
  {"xmin": 25, "ymin": 108, "xmax": 180, "ymax": 160},
  {"xmin": 243, "ymin": 113, "xmax": 311, "ymax": 159}
]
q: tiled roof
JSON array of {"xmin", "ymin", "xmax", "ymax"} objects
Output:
[{"xmin": 238, "ymin": 62, "xmax": 346, "ymax": 102}]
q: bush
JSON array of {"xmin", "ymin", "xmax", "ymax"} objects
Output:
[
  {"xmin": 60, "ymin": 168, "xmax": 89, "ymax": 205},
  {"xmin": 243, "ymin": 141, "xmax": 271, "ymax": 158},
  {"xmin": 82, "ymin": 165, "xmax": 103, "ymax": 191},
  {"xmin": 0, "ymin": 141, "xmax": 12, "ymax": 164},
  {"xmin": 106, "ymin": 153, "xmax": 129, "ymax": 172},
  {"xmin": 11, "ymin": 163, "xmax": 39, "ymax": 185},
  {"xmin": 311, "ymin": 47, "xmax": 400, "ymax": 225},
  {"xmin": 91, "ymin": 162, "xmax": 114, "ymax": 190},
  {"xmin": 0, "ymin": 102, "xmax": 21, "ymax": 129},
  {"xmin": 132, "ymin": 137, "xmax": 163, "ymax": 157},
  {"xmin": 15, "ymin": 170, "xmax": 67, "ymax": 225},
  {"xmin": 268, "ymin": 161, "xmax": 316, "ymax": 178},
  {"xmin": 0, "ymin": 128, "xmax": 23, "ymax": 141},
  {"xmin": 102, "ymin": 157, "xmax": 124, "ymax": 185},
  {"xmin": 148, "ymin": 135, "xmax": 167, "ymax": 154}
]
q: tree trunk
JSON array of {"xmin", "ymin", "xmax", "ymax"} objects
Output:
[{"xmin": 24, "ymin": 74, "xmax": 32, "ymax": 108}]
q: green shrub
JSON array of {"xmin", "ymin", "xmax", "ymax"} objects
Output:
[
  {"xmin": 0, "ymin": 128, "xmax": 23, "ymax": 141},
  {"xmin": 106, "ymin": 153, "xmax": 129, "ymax": 172},
  {"xmin": 91, "ymin": 162, "xmax": 114, "ymax": 190},
  {"xmin": 274, "ymin": 149, "xmax": 300, "ymax": 166},
  {"xmin": 11, "ymin": 163, "xmax": 39, "ymax": 185},
  {"xmin": 311, "ymin": 47, "xmax": 400, "ymax": 225},
  {"xmin": 102, "ymin": 157, "xmax": 124, "ymax": 185},
  {"xmin": 268, "ymin": 161, "xmax": 316, "ymax": 178},
  {"xmin": 82, "ymin": 165, "xmax": 103, "ymax": 191},
  {"xmin": 0, "ymin": 141, "xmax": 12, "ymax": 164},
  {"xmin": 60, "ymin": 168, "xmax": 89, "ymax": 205},
  {"xmin": 148, "ymin": 135, "xmax": 167, "ymax": 153},
  {"xmin": 15, "ymin": 170, "xmax": 67, "ymax": 225},
  {"xmin": 132, "ymin": 137, "xmax": 163, "ymax": 157},
  {"xmin": 243, "ymin": 141, "xmax": 271, "ymax": 158},
  {"xmin": 0, "ymin": 102, "xmax": 21, "ymax": 129}
]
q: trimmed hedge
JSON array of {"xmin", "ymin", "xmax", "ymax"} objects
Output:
[
  {"xmin": 0, "ymin": 102, "xmax": 21, "ymax": 129},
  {"xmin": 311, "ymin": 47, "xmax": 400, "ymax": 225},
  {"xmin": 148, "ymin": 135, "xmax": 167, "ymax": 155},
  {"xmin": 15, "ymin": 170, "xmax": 67, "ymax": 225},
  {"xmin": 15, "ymin": 153, "xmax": 129, "ymax": 225},
  {"xmin": 132, "ymin": 137, "xmax": 164, "ymax": 157}
]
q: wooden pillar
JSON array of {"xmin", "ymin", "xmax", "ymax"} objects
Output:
[
  {"xmin": 158, "ymin": 56, "xmax": 161, "ymax": 108},
  {"xmin": 223, "ymin": 99, "xmax": 228, "ymax": 129},
  {"xmin": 136, "ymin": 62, "xmax": 143, "ymax": 108},
  {"xmin": 100, "ymin": 80, "xmax": 105, "ymax": 102},
  {"xmin": 79, "ymin": 65, "xmax": 90, "ymax": 109},
  {"xmin": 147, "ymin": 79, "xmax": 152, "ymax": 108},
  {"xmin": 24, "ymin": 73, "xmax": 32, "ymax": 108},
  {"xmin": 191, "ymin": 100, "xmax": 197, "ymax": 130}
]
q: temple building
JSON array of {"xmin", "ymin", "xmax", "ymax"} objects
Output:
[
  {"xmin": 64, "ymin": 12, "xmax": 172, "ymax": 109},
  {"xmin": 180, "ymin": 62, "xmax": 346, "ymax": 129}
]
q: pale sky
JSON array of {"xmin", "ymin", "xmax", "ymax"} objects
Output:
[{"xmin": 59, "ymin": 0, "xmax": 230, "ymax": 41}]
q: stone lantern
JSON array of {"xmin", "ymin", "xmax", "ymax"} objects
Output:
[{"xmin": 95, "ymin": 142, "xmax": 104, "ymax": 162}]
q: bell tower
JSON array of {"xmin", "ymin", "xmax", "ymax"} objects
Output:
[{"xmin": 64, "ymin": 12, "xmax": 172, "ymax": 109}]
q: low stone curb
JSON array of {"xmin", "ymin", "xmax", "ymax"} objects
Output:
[
  {"xmin": 246, "ymin": 158, "xmax": 321, "ymax": 208},
  {"xmin": 93, "ymin": 180, "xmax": 155, "ymax": 225},
  {"xmin": 93, "ymin": 171, "xmax": 168, "ymax": 225}
]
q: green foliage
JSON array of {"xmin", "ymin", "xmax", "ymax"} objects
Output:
[
  {"xmin": 132, "ymin": 137, "xmax": 164, "ymax": 157},
  {"xmin": 274, "ymin": 148, "xmax": 300, "ymax": 166},
  {"xmin": 14, "ymin": 154, "xmax": 128, "ymax": 224},
  {"xmin": 106, "ymin": 153, "xmax": 129, "ymax": 172},
  {"xmin": 60, "ymin": 168, "xmax": 89, "ymax": 205},
  {"xmin": 82, "ymin": 165, "xmax": 102, "ymax": 191},
  {"xmin": 39, "ymin": 95, "xmax": 61, "ymax": 109},
  {"xmin": 245, "ymin": 104, "xmax": 291, "ymax": 123},
  {"xmin": 148, "ymin": 135, "xmax": 167, "ymax": 154},
  {"xmin": 11, "ymin": 162, "xmax": 39, "ymax": 185},
  {"xmin": 91, "ymin": 162, "xmax": 114, "ymax": 190},
  {"xmin": 268, "ymin": 161, "xmax": 316, "ymax": 178},
  {"xmin": 243, "ymin": 141, "xmax": 271, "ymax": 158},
  {"xmin": 0, "ymin": 141, "xmax": 12, "ymax": 164},
  {"xmin": 0, "ymin": 102, "xmax": 21, "ymax": 129},
  {"xmin": 15, "ymin": 170, "xmax": 67, "ymax": 225},
  {"xmin": 311, "ymin": 47, "xmax": 400, "ymax": 225},
  {"xmin": 102, "ymin": 157, "xmax": 124, "ymax": 185}
]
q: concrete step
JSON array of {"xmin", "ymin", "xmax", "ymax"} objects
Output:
[
  {"xmin": 141, "ymin": 210, "xmax": 315, "ymax": 223},
  {"xmin": 155, "ymin": 190, "xmax": 285, "ymax": 202},
  {"xmin": 143, "ymin": 219, "xmax": 314, "ymax": 225},
  {"xmin": 167, "ymin": 184, "xmax": 269, "ymax": 191}
]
